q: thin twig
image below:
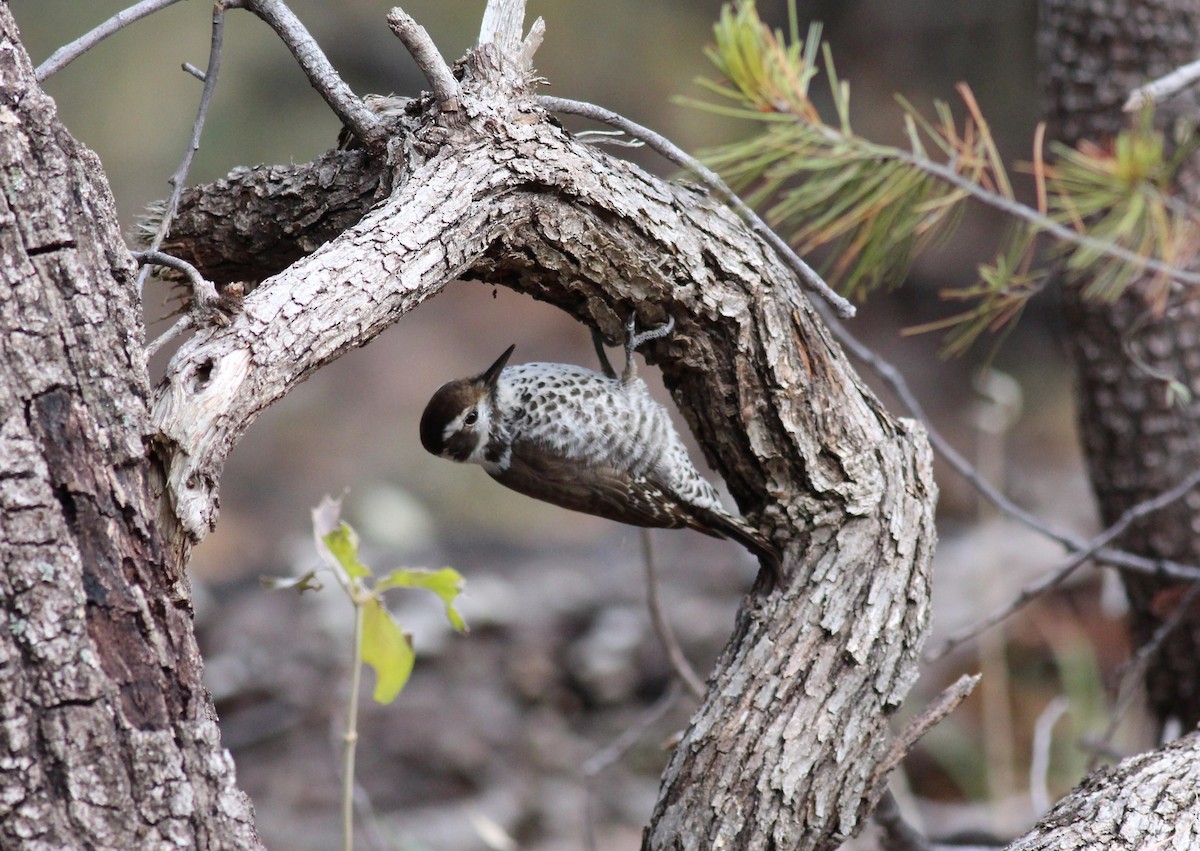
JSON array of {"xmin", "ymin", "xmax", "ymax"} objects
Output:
[
  {"xmin": 145, "ymin": 316, "xmax": 193, "ymax": 359},
  {"xmin": 581, "ymin": 683, "xmax": 680, "ymax": 851},
  {"xmin": 640, "ymin": 530, "xmax": 705, "ymax": 700},
  {"xmin": 888, "ymin": 147, "xmax": 1200, "ymax": 289},
  {"xmin": 819, "ymin": 308, "xmax": 1200, "ymax": 585},
  {"xmin": 927, "ymin": 466, "xmax": 1200, "ymax": 661},
  {"xmin": 230, "ymin": 0, "xmax": 386, "ymax": 150},
  {"xmin": 388, "ymin": 7, "xmax": 462, "ymax": 113},
  {"xmin": 136, "ymin": 1, "xmax": 228, "ymax": 295},
  {"xmin": 1029, "ymin": 696, "xmax": 1068, "ymax": 815},
  {"xmin": 1086, "ymin": 579, "xmax": 1200, "ymax": 771},
  {"xmin": 874, "ymin": 674, "xmax": 980, "ymax": 789},
  {"xmin": 132, "ymin": 250, "xmax": 219, "ymax": 304},
  {"xmin": 785, "ymin": 91, "xmax": 1200, "ymax": 291},
  {"xmin": 133, "ymin": 247, "xmax": 242, "ymax": 348},
  {"xmin": 537, "ymin": 95, "xmax": 857, "ymax": 319},
  {"xmin": 1125, "ymin": 56, "xmax": 1200, "ymax": 111},
  {"xmin": 35, "ymin": 0, "xmax": 186, "ymax": 81}
]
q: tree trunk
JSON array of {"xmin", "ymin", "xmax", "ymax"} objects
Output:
[
  {"xmin": 0, "ymin": 8, "xmax": 261, "ymax": 849},
  {"xmin": 1039, "ymin": 0, "xmax": 1200, "ymax": 731}
]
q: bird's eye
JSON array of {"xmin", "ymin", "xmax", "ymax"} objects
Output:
[{"xmin": 464, "ymin": 410, "xmax": 478, "ymax": 426}]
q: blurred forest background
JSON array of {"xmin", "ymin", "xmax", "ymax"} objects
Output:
[{"xmin": 13, "ymin": 2, "xmax": 1133, "ymax": 849}]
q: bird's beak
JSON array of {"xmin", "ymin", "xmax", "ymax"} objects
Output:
[{"xmin": 481, "ymin": 344, "xmax": 515, "ymax": 391}]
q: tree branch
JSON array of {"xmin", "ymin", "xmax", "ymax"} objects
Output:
[
  {"xmin": 1125, "ymin": 56, "xmax": 1200, "ymax": 111},
  {"xmin": 1005, "ymin": 732, "xmax": 1200, "ymax": 850},
  {"xmin": 537, "ymin": 95, "xmax": 857, "ymax": 319},
  {"xmin": 135, "ymin": 148, "xmax": 389, "ymax": 285},
  {"xmin": 387, "ymin": 7, "xmax": 461, "ymax": 113},
  {"xmin": 478, "ymin": 0, "xmax": 527, "ymax": 55},
  {"xmin": 137, "ymin": 1, "xmax": 228, "ymax": 294},
  {"xmin": 873, "ymin": 674, "xmax": 980, "ymax": 793},
  {"xmin": 133, "ymin": 250, "xmax": 217, "ymax": 305},
  {"xmin": 230, "ymin": 0, "xmax": 386, "ymax": 151},
  {"xmin": 34, "ymin": 0, "xmax": 186, "ymax": 81}
]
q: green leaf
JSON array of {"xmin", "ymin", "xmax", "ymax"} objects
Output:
[
  {"xmin": 376, "ymin": 567, "xmax": 468, "ymax": 633},
  {"xmin": 323, "ymin": 523, "xmax": 372, "ymax": 580},
  {"xmin": 361, "ymin": 598, "xmax": 415, "ymax": 704}
]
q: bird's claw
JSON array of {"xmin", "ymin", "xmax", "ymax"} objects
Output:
[{"xmin": 625, "ymin": 314, "xmax": 675, "ymax": 353}]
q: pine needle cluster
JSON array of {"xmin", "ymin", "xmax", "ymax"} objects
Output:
[{"xmin": 689, "ymin": 1, "xmax": 1200, "ymax": 353}]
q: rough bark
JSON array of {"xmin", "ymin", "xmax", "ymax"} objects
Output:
[
  {"xmin": 145, "ymin": 147, "xmax": 390, "ymax": 286},
  {"xmin": 147, "ymin": 8, "xmax": 937, "ymax": 850},
  {"xmin": 0, "ymin": 7, "xmax": 261, "ymax": 850},
  {"xmin": 1040, "ymin": 0, "xmax": 1200, "ymax": 730},
  {"xmin": 1006, "ymin": 732, "xmax": 1200, "ymax": 850}
]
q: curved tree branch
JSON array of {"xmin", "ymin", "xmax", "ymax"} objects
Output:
[{"xmin": 149, "ymin": 5, "xmax": 936, "ymax": 845}]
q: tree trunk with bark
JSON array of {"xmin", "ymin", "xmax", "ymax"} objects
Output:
[
  {"xmin": 0, "ymin": 7, "xmax": 261, "ymax": 849},
  {"xmin": 1039, "ymin": 0, "xmax": 1200, "ymax": 731}
]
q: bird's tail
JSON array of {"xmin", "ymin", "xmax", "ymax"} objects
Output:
[{"xmin": 693, "ymin": 508, "xmax": 783, "ymax": 592}]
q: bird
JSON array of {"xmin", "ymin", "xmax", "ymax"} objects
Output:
[{"xmin": 419, "ymin": 315, "xmax": 782, "ymax": 589}]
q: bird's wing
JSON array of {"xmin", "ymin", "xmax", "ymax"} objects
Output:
[
  {"xmin": 491, "ymin": 439, "xmax": 690, "ymax": 530},
  {"xmin": 494, "ymin": 439, "xmax": 783, "ymax": 589}
]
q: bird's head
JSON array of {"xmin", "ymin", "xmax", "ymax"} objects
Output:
[{"xmin": 419, "ymin": 344, "xmax": 515, "ymax": 463}]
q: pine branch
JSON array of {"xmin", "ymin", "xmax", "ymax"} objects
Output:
[{"xmin": 691, "ymin": 2, "xmax": 1200, "ymax": 351}]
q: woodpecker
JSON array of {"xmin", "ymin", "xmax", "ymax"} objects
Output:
[{"xmin": 419, "ymin": 316, "xmax": 782, "ymax": 589}]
